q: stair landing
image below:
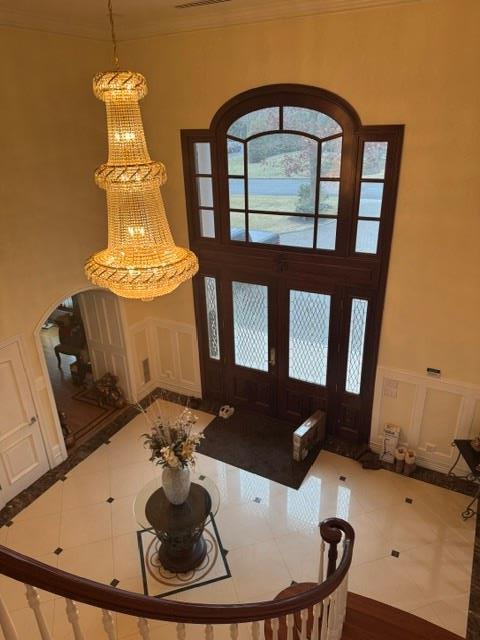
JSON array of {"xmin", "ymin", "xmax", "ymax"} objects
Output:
[{"xmin": 343, "ymin": 592, "xmax": 464, "ymax": 640}]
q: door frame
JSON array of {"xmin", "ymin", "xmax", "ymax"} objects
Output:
[
  {"xmin": 33, "ymin": 285, "xmax": 136, "ymax": 467},
  {"xmin": 0, "ymin": 334, "xmax": 51, "ymax": 508}
]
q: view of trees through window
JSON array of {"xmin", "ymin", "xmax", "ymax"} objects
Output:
[
  {"xmin": 227, "ymin": 106, "xmax": 342, "ymax": 249},
  {"xmin": 225, "ymin": 107, "xmax": 387, "ymax": 252}
]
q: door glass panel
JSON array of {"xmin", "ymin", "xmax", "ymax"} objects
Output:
[
  {"xmin": 204, "ymin": 277, "xmax": 220, "ymax": 360},
  {"xmin": 232, "ymin": 282, "xmax": 268, "ymax": 371},
  {"xmin": 228, "ymin": 107, "xmax": 280, "ymax": 139},
  {"xmin": 355, "ymin": 220, "xmax": 380, "ymax": 254},
  {"xmin": 358, "ymin": 182, "xmax": 384, "ymax": 217},
  {"xmin": 318, "ymin": 180, "xmax": 339, "ymax": 214},
  {"xmin": 230, "ymin": 211, "xmax": 246, "ymax": 241},
  {"xmin": 247, "ymin": 134, "xmax": 317, "ymax": 214},
  {"xmin": 196, "ymin": 177, "xmax": 213, "ymax": 207},
  {"xmin": 194, "ymin": 142, "xmax": 212, "ymax": 174},
  {"xmin": 248, "ymin": 214, "xmax": 313, "ymax": 247},
  {"xmin": 316, "ymin": 218, "xmax": 337, "ymax": 250},
  {"xmin": 199, "ymin": 209, "xmax": 215, "ymax": 238},
  {"xmin": 228, "ymin": 139, "xmax": 244, "ymax": 175},
  {"xmin": 345, "ymin": 299, "xmax": 368, "ymax": 394},
  {"xmin": 362, "ymin": 142, "xmax": 388, "ymax": 178},
  {"xmin": 283, "ymin": 107, "xmax": 342, "ymax": 138},
  {"xmin": 289, "ymin": 290, "xmax": 331, "ymax": 386},
  {"xmin": 320, "ymin": 138, "xmax": 342, "ymax": 177},
  {"xmin": 229, "ymin": 178, "xmax": 245, "ymax": 209}
]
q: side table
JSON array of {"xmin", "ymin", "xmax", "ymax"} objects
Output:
[{"xmin": 448, "ymin": 439, "xmax": 480, "ymax": 520}]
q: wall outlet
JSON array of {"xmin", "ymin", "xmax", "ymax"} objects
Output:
[
  {"xmin": 425, "ymin": 442, "xmax": 437, "ymax": 452},
  {"xmin": 427, "ymin": 367, "xmax": 441, "ymax": 377}
]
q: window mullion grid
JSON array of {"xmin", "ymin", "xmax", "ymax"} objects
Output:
[
  {"xmin": 243, "ymin": 140, "xmax": 249, "ymax": 242},
  {"xmin": 312, "ymin": 139, "xmax": 322, "ymax": 250}
]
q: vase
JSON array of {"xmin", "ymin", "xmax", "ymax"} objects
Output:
[{"xmin": 162, "ymin": 466, "xmax": 191, "ymax": 505}]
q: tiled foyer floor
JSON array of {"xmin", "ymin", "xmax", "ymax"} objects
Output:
[{"xmin": 0, "ymin": 401, "xmax": 475, "ymax": 639}]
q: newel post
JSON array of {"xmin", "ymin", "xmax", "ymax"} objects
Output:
[{"xmin": 319, "ymin": 520, "xmax": 342, "ymax": 577}]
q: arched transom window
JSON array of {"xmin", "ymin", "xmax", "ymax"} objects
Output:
[{"xmin": 226, "ymin": 106, "xmax": 343, "ymax": 250}]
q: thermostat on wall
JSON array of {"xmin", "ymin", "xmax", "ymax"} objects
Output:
[{"xmin": 427, "ymin": 367, "xmax": 441, "ymax": 377}]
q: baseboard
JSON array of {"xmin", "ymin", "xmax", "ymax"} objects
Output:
[
  {"xmin": 155, "ymin": 378, "xmax": 201, "ymax": 400},
  {"xmin": 50, "ymin": 443, "xmax": 67, "ymax": 468},
  {"xmin": 132, "ymin": 379, "xmax": 158, "ymax": 403}
]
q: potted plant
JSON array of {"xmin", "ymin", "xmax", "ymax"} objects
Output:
[{"xmin": 141, "ymin": 399, "xmax": 203, "ymax": 505}]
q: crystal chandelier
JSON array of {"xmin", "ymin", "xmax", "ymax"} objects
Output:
[{"xmin": 85, "ymin": 1, "xmax": 198, "ymax": 301}]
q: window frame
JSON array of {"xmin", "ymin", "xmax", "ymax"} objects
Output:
[{"xmin": 181, "ymin": 85, "xmax": 404, "ymax": 442}]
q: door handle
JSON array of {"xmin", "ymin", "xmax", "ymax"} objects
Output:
[
  {"xmin": 269, "ymin": 347, "xmax": 276, "ymax": 367},
  {"xmin": 28, "ymin": 416, "xmax": 37, "ymax": 426}
]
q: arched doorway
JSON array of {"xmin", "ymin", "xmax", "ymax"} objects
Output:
[
  {"xmin": 35, "ymin": 287, "xmax": 134, "ymax": 454},
  {"xmin": 181, "ymin": 84, "xmax": 404, "ymax": 442}
]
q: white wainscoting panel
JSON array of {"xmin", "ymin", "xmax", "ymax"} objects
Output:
[
  {"xmin": 128, "ymin": 318, "xmax": 201, "ymax": 400},
  {"xmin": 371, "ymin": 366, "xmax": 480, "ymax": 473}
]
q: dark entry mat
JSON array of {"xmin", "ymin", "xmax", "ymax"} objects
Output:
[{"xmin": 198, "ymin": 409, "xmax": 321, "ymax": 489}]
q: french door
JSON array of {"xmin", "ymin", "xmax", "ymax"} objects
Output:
[
  {"xmin": 195, "ymin": 268, "xmax": 374, "ymax": 437},
  {"xmin": 183, "ymin": 84, "xmax": 404, "ymax": 441}
]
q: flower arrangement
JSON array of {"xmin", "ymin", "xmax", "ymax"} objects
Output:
[{"xmin": 140, "ymin": 398, "xmax": 203, "ymax": 469}]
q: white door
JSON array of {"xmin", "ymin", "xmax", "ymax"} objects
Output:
[
  {"xmin": 0, "ymin": 341, "xmax": 49, "ymax": 505},
  {"xmin": 77, "ymin": 290, "xmax": 133, "ymax": 401}
]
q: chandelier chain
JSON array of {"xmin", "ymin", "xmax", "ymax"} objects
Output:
[{"xmin": 107, "ymin": 0, "xmax": 120, "ymax": 70}]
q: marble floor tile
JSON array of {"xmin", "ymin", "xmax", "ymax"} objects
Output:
[
  {"xmin": 14, "ymin": 482, "xmax": 63, "ymax": 523},
  {"xmin": 0, "ymin": 398, "xmax": 475, "ymax": 638},
  {"xmin": 6, "ymin": 512, "xmax": 61, "ymax": 558},
  {"xmin": 58, "ymin": 538, "xmax": 114, "ymax": 583},
  {"xmin": 59, "ymin": 501, "xmax": 112, "ymax": 549},
  {"xmin": 227, "ymin": 540, "xmax": 292, "ymax": 602},
  {"xmin": 61, "ymin": 469, "xmax": 110, "ymax": 510}
]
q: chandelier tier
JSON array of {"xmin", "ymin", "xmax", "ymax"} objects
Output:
[{"xmin": 84, "ymin": 7, "xmax": 198, "ymax": 301}]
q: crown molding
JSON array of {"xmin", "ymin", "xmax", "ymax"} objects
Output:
[{"xmin": 0, "ymin": 0, "xmax": 421, "ymax": 42}]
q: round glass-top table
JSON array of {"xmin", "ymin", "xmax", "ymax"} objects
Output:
[{"xmin": 134, "ymin": 473, "xmax": 220, "ymax": 573}]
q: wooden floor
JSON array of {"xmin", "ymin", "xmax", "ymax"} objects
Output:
[{"xmin": 343, "ymin": 593, "xmax": 464, "ymax": 640}]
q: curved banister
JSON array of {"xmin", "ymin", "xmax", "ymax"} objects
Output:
[{"xmin": 0, "ymin": 518, "xmax": 354, "ymax": 624}]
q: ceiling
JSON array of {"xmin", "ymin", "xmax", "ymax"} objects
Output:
[{"xmin": 0, "ymin": 0, "xmax": 421, "ymax": 40}]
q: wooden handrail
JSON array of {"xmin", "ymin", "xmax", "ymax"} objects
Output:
[{"xmin": 0, "ymin": 518, "xmax": 354, "ymax": 624}]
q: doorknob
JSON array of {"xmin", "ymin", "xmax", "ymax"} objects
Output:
[
  {"xmin": 269, "ymin": 347, "xmax": 276, "ymax": 367},
  {"xmin": 28, "ymin": 416, "xmax": 37, "ymax": 426}
]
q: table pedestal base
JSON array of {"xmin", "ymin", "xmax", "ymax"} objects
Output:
[{"xmin": 157, "ymin": 535, "xmax": 207, "ymax": 573}]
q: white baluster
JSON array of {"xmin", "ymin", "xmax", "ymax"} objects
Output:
[
  {"xmin": 326, "ymin": 593, "xmax": 337, "ymax": 640},
  {"xmin": 311, "ymin": 603, "xmax": 320, "ymax": 640},
  {"xmin": 65, "ymin": 599, "xmax": 85, "ymax": 640},
  {"xmin": 25, "ymin": 585, "xmax": 52, "ymax": 640},
  {"xmin": 319, "ymin": 597, "xmax": 329, "ymax": 640},
  {"xmin": 138, "ymin": 617, "xmax": 151, "ymax": 639},
  {"xmin": 318, "ymin": 540, "xmax": 325, "ymax": 583},
  {"xmin": 271, "ymin": 618, "xmax": 279, "ymax": 640},
  {"xmin": 230, "ymin": 622, "xmax": 239, "ymax": 640},
  {"xmin": 205, "ymin": 623, "xmax": 214, "ymax": 640},
  {"xmin": 101, "ymin": 609, "xmax": 115, "ymax": 640},
  {"xmin": 286, "ymin": 614, "xmax": 294, "ymax": 640},
  {"xmin": 251, "ymin": 620, "xmax": 260, "ymax": 640},
  {"xmin": 177, "ymin": 622, "xmax": 186, "ymax": 640},
  {"xmin": 299, "ymin": 609, "xmax": 307, "ymax": 640},
  {"xmin": 0, "ymin": 590, "xmax": 19, "ymax": 640}
]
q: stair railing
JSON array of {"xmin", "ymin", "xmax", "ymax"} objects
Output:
[{"xmin": 0, "ymin": 517, "xmax": 354, "ymax": 640}]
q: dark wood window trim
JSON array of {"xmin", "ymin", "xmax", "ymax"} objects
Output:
[{"xmin": 181, "ymin": 84, "xmax": 404, "ymax": 442}]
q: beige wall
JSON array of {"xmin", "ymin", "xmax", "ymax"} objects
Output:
[
  {"xmin": 0, "ymin": 28, "xmax": 155, "ymax": 450},
  {"xmin": 121, "ymin": 0, "xmax": 480, "ymax": 385},
  {"xmin": 1, "ymin": 0, "xmax": 480, "ymax": 459}
]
